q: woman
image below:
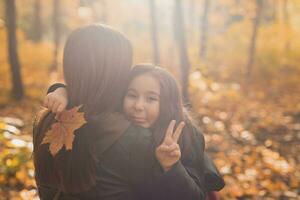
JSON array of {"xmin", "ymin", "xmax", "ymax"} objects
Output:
[{"xmin": 33, "ymin": 24, "xmax": 207, "ymax": 200}]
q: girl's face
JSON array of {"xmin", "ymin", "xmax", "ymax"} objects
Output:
[{"xmin": 123, "ymin": 74, "xmax": 160, "ymax": 128}]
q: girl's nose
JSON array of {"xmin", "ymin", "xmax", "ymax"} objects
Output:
[{"xmin": 134, "ymin": 98, "xmax": 145, "ymax": 111}]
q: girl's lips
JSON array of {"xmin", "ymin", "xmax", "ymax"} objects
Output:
[{"xmin": 131, "ymin": 117, "xmax": 146, "ymax": 123}]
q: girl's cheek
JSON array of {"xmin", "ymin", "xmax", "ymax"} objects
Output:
[
  {"xmin": 122, "ymin": 100, "xmax": 131, "ymax": 116},
  {"xmin": 150, "ymin": 103, "xmax": 160, "ymax": 123}
]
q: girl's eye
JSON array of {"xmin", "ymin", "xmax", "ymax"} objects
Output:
[
  {"xmin": 126, "ymin": 92, "xmax": 137, "ymax": 99},
  {"xmin": 147, "ymin": 96, "xmax": 158, "ymax": 102}
]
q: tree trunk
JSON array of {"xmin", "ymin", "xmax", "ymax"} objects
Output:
[
  {"xmin": 188, "ymin": 0, "xmax": 196, "ymax": 29},
  {"xmin": 5, "ymin": 0, "xmax": 24, "ymax": 100},
  {"xmin": 245, "ymin": 0, "xmax": 263, "ymax": 80},
  {"xmin": 89, "ymin": 0, "xmax": 107, "ymax": 23},
  {"xmin": 32, "ymin": 0, "xmax": 43, "ymax": 42},
  {"xmin": 271, "ymin": 0, "xmax": 277, "ymax": 21},
  {"xmin": 99, "ymin": 0, "xmax": 107, "ymax": 23},
  {"xmin": 199, "ymin": 0, "xmax": 210, "ymax": 59},
  {"xmin": 174, "ymin": 0, "xmax": 190, "ymax": 104},
  {"xmin": 50, "ymin": 0, "xmax": 61, "ymax": 72},
  {"xmin": 283, "ymin": 0, "xmax": 290, "ymax": 52},
  {"xmin": 149, "ymin": 0, "xmax": 160, "ymax": 64}
]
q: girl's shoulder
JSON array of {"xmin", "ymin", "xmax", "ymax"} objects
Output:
[
  {"xmin": 180, "ymin": 121, "xmax": 206, "ymax": 164},
  {"xmin": 184, "ymin": 120, "xmax": 205, "ymax": 147}
]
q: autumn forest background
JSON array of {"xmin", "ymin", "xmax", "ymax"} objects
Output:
[{"xmin": 1, "ymin": 0, "xmax": 300, "ymax": 199}]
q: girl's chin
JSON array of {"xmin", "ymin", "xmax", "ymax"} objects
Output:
[{"xmin": 134, "ymin": 121, "xmax": 151, "ymax": 128}]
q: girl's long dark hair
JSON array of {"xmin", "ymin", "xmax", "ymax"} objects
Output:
[
  {"xmin": 33, "ymin": 24, "xmax": 132, "ymax": 193},
  {"xmin": 126, "ymin": 64, "xmax": 197, "ymax": 158}
]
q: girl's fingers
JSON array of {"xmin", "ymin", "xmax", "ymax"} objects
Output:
[
  {"xmin": 52, "ymin": 101, "xmax": 60, "ymax": 113},
  {"xmin": 43, "ymin": 96, "xmax": 49, "ymax": 108},
  {"xmin": 170, "ymin": 149, "xmax": 181, "ymax": 157},
  {"xmin": 47, "ymin": 98, "xmax": 55, "ymax": 111},
  {"xmin": 55, "ymin": 113, "xmax": 62, "ymax": 120},
  {"xmin": 173, "ymin": 121, "xmax": 185, "ymax": 143},
  {"xmin": 164, "ymin": 120, "xmax": 176, "ymax": 142},
  {"xmin": 57, "ymin": 103, "xmax": 66, "ymax": 113},
  {"xmin": 157, "ymin": 145, "xmax": 168, "ymax": 152},
  {"xmin": 157, "ymin": 143, "xmax": 179, "ymax": 153},
  {"xmin": 167, "ymin": 143, "xmax": 179, "ymax": 152}
]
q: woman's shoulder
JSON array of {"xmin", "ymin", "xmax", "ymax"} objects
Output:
[
  {"xmin": 123, "ymin": 124, "xmax": 152, "ymax": 141},
  {"xmin": 91, "ymin": 113, "xmax": 153, "ymax": 155},
  {"xmin": 92, "ymin": 112, "xmax": 152, "ymax": 142},
  {"xmin": 109, "ymin": 123, "xmax": 153, "ymax": 155}
]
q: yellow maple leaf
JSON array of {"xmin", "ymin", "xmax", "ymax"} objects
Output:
[{"xmin": 41, "ymin": 105, "xmax": 86, "ymax": 156}]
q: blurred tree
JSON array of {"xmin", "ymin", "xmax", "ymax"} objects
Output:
[
  {"xmin": 271, "ymin": 0, "xmax": 277, "ymax": 21},
  {"xmin": 174, "ymin": 0, "xmax": 190, "ymax": 104},
  {"xmin": 82, "ymin": 0, "xmax": 107, "ymax": 23},
  {"xmin": 99, "ymin": 0, "xmax": 107, "ymax": 23},
  {"xmin": 32, "ymin": 0, "xmax": 43, "ymax": 42},
  {"xmin": 50, "ymin": 0, "xmax": 62, "ymax": 72},
  {"xmin": 187, "ymin": 0, "xmax": 197, "ymax": 40},
  {"xmin": 283, "ymin": 0, "xmax": 290, "ymax": 52},
  {"xmin": 246, "ymin": 0, "xmax": 263, "ymax": 80},
  {"xmin": 263, "ymin": 0, "xmax": 277, "ymax": 22},
  {"xmin": 5, "ymin": 0, "xmax": 24, "ymax": 100},
  {"xmin": 188, "ymin": 0, "xmax": 196, "ymax": 28},
  {"xmin": 149, "ymin": 0, "xmax": 160, "ymax": 64},
  {"xmin": 199, "ymin": 0, "xmax": 211, "ymax": 59}
]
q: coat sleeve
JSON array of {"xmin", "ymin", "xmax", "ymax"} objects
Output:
[
  {"xmin": 47, "ymin": 83, "xmax": 66, "ymax": 94},
  {"xmin": 151, "ymin": 161, "xmax": 207, "ymax": 200},
  {"xmin": 141, "ymin": 126, "xmax": 207, "ymax": 200}
]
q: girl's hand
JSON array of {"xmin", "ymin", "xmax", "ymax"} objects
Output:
[
  {"xmin": 155, "ymin": 120, "xmax": 185, "ymax": 172},
  {"xmin": 43, "ymin": 87, "xmax": 68, "ymax": 114}
]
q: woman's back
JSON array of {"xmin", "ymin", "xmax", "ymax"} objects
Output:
[
  {"xmin": 33, "ymin": 24, "xmax": 135, "ymax": 199},
  {"xmin": 34, "ymin": 112, "xmax": 155, "ymax": 200}
]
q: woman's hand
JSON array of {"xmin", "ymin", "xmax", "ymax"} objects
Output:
[
  {"xmin": 43, "ymin": 87, "xmax": 68, "ymax": 114},
  {"xmin": 155, "ymin": 120, "xmax": 185, "ymax": 172}
]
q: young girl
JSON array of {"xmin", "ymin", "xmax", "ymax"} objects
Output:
[{"xmin": 45, "ymin": 64, "xmax": 225, "ymax": 199}]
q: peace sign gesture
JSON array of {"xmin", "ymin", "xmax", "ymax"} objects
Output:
[{"xmin": 155, "ymin": 120, "xmax": 185, "ymax": 172}]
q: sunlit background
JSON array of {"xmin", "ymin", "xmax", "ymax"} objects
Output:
[{"xmin": 1, "ymin": 0, "xmax": 300, "ymax": 199}]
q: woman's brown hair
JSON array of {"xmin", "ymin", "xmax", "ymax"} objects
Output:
[
  {"xmin": 33, "ymin": 24, "xmax": 132, "ymax": 193},
  {"xmin": 125, "ymin": 64, "xmax": 196, "ymax": 157}
]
